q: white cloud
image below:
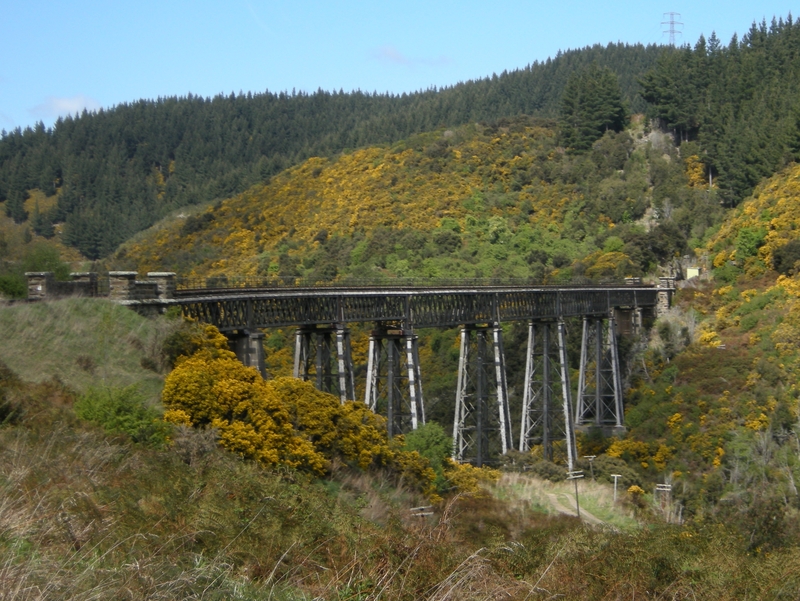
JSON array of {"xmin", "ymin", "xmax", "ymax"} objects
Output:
[
  {"xmin": 30, "ymin": 94, "xmax": 102, "ymax": 120},
  {"xmin": 374, "ymin": 45, "xmax": 412, "ymax": 65},
  {"xmin": 372, "ymin": 45, "xmax": 451, "ymax": 68}
]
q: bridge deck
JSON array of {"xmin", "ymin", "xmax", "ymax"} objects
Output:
[{"xmin": 176, "ymin": 285, "xmax": 661, "ymax": 331}]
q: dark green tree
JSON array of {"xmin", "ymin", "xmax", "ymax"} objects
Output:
[
  {"xmin": 559, "ymin": 64, "xmax": 628, "ymax": 152},
  {"xmin": 30, "ymin": 203, "xmax": 55, "ymax": 238}
]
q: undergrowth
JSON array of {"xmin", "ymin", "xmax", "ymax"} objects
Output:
[{"xmin": 1, "ymin": 368, "xmax": 800, "ymax": 599}]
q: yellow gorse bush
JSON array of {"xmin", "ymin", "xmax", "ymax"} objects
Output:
[
  {"xmin": 684, "ymin": 154, "xmax": 708, "ymax": 189},
  {"xmin": 265, "ymin": 376, "xmax": 395, "ymax": 470},
  {"xmin": 163, "ymin": 349, "xmax": 326, "ymax": 474},
  {"xmin": 162, "ymin": 325, "xmax": 437, "ymax": 494},
  {"xmin": 443, "ymin": 459, "xmax": 501, "ymax": 494},
  {"xmin": 707, "ymin": 162, "xmax": 800, "ymax": 269}
]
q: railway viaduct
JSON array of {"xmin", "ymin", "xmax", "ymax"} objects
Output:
[{"xmin": 26, "ymin": 271, "xmax": 674, "ymax": 468}]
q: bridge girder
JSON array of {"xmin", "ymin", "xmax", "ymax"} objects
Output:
[{"xmin": 179, "ymin": 287, "xmax": 660, "ymax": 331}]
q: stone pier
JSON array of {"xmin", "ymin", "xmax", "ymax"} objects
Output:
[
  {"xmin": 70, "ymin": 272, "xmax": 98, "ymax": 296},
  {"xmin": 657, "ymin": 277, "xmax": 676, "ymax": 317},
  {"xmin": 147, "ymin": 272, "xmax": 176, "ymax": 300},
  {"xmin": 226, "ymin": 331, "xmax": 267, "ymax": 378},
  {"xmin": 25, "ymin": 272, "xmax": 54, "ymax": 300},
  {"xmin": 108, "ymin": 271, "xmax": 138, "ymax": 301}
]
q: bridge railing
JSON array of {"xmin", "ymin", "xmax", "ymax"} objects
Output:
[{"xmin": 174, "ymin": 274, "xmax": 645, "ymax": 292}]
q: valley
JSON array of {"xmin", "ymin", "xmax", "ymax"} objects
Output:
[{"xmin": 3, "ymin": 14, "xmax": 800, "ymax": 599}]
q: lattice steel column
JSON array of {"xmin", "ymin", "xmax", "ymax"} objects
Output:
[
  {"xmin": 558, "ymin": 320, "xmax": 578, "ymax": 471},
  {"xmin": 335, "ymin": 326, "xmax": 356, "ymax": 403},
  {"xmin": 518, "ymin": 320, "xmax": 578, "ymax": 470},
  {"xmin": 452, "ymin": 324, "xmax": 511, "ymax": 466},
  {"xmin": 575, "ymin": 315, "xmax": 624, "ymax": 429},
  {"xmin": 364, "ymin": 325, "xmax": 424, "ymax": 438},
  {"xmin": 292, "ymin": 325, "xmax": 355, "ymax": 402}
]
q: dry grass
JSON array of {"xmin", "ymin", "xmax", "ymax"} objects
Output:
[
  {"xmin": 2, "ymin": 381, "xmax": 800, "ymax": 599},
  {"xmin": 0, "ymin": 298, "xmax": 175, "ymax": 402},
  {"xmin": 491, "ymin": 473, "xmax": 639, "ymax": 531}
]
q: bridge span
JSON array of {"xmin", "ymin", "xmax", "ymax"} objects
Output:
[
  {"xmin": 176, "ymin": 283, "xmax": 663, "ymax": 329},
  {"xmin": 25, "ymin": 271, "xmax": 675, "ymax": 468}
]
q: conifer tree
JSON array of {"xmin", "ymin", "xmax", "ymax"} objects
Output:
[{"xmin": 559, "ymin": 64, "xmax": 628, "ymax": 152}]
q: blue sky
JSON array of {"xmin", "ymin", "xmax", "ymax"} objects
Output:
[{"xmin": 1, "ymin": 1, "xmax": 796, "ymax": 131}]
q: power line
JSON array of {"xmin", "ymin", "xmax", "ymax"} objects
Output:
[{"xmin": 661, "ymin": 12, "xmax": 683, "ymax": 46}]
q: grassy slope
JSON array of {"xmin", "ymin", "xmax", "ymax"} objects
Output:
[
  {"xmin": 0, "ymin": 298, "xmax": 170, "ymax": 401},
  {"xmin": 2, "ymin": 396, "xmax": 799, "ymax": 600}
]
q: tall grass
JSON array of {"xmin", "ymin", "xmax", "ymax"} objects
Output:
[
  {"xmin": 2, "ymin": 384, "xmax": 799, "ymax": 597},
  {"xmin": 0, "ymin": 298, "xmax": 175, "ymax": 401},
  {"xmin": 0, "ymin": 396, "xmax": 527, "ymax": 599},
  {"xmin": 2, "ymin": 378, "xmax": 800, "ymax": 599}
]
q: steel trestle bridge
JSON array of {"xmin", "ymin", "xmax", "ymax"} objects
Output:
[
  {"xmin": 172, "ymin": 279, "xmax": 672, "ymax": 469},
  {"xmin": 178, "ymin": 284, "xmax": 660, "ymax": 329},
  {"xmin": 26, "ymin": 271, "xmax": 673, "ymax": 467}
]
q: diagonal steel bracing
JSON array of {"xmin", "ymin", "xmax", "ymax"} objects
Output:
[
  {"xmin": 518, "ymin": 320, "xmax": 578, "ymax": 470},
  {"xmin": 293, "ymin": 325, "xmax": 355, "ymax": 403},
  {"xmin": 575, "ymin": 315, "xmax": 624, "ymax": 429},
  {"xmin": 364, "ymin": 325, "xmax": 425, "ymax": 438},
  {"xmin": 452, "ymin": 324, "xmax": 513, "ymax": 466}
]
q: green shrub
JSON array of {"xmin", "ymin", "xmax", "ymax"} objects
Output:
[
  {"xmin": 0, "ymin": 274, "xmax": 26, "ymax": 299},
  {"xmin": 713, "ymin": 262, "xmax": 740, "ymax": 283},
  {"xmin": 529, "ymin": 459, "xmax": 565, "ymax": 482},
  {"xmin": 161, "ymin": 322, "xmax": 204, "ymax": 368},
  {"xmin": 603, "ymin": 236, "xmax": 625, "ymax": 253},
  {"xmin": 739, "ymin": 313, "xmax": 759, "ymax": 332},
  {"xmin": 735, "ymin": 289, "xmax": 780, "ymax": 316},
  {"xmin": 590, "ymin": 454, "xmax": 640, "ymax": 487},
  {"xmin": 735, "ymin": 226, "xmax": 767, "ymax": 260},
  {"xmin": 74, "ymin": 385, "xmax": 170, "ymax": 446},
  {"xmin": 772, "ymin": 238, "xmax": 800, "ymax": 274},
  {"xmin": 403, "ymin": 422, "xmax": 452, "ymax": 491},
  {"xmin": 22, "ymin": 243, "xmax": 71, "ymax": 280}
]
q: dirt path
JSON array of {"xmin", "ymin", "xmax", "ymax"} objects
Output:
[{"xmin": 546, "ymin": 493, "xmax": 605, "ymax": 526}]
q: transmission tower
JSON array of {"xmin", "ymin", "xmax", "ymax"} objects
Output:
[{"xmin": 662, "ymin": 12, "xmax": 683, "ymax": 46}]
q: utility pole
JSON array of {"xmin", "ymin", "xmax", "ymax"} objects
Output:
[
  {"xmin": 656, "ymin": 483, "xmax": 672, "ymax": 522},
  {"xmin": 662, "ymin": 12, "xmax": 683, "ymax": 46},
  {"xmin": 611, "ymin": 474, "xmax": 622, "ymax": 502},
  {"xmin": 567, "ymin": 471, "xmax": 584, "ymax": 519}
]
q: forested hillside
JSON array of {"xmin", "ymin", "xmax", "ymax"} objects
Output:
[
  {"xmin": 117, "ymin": 116, "xmax": 704, "ymax": 282},
  {"xmin": 642, "ymin": 15, "xmax": 800, "ymax": 205},
  {"xmin": 0, "ymin": 42, "xmax": 663, "ymax": 259}
]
